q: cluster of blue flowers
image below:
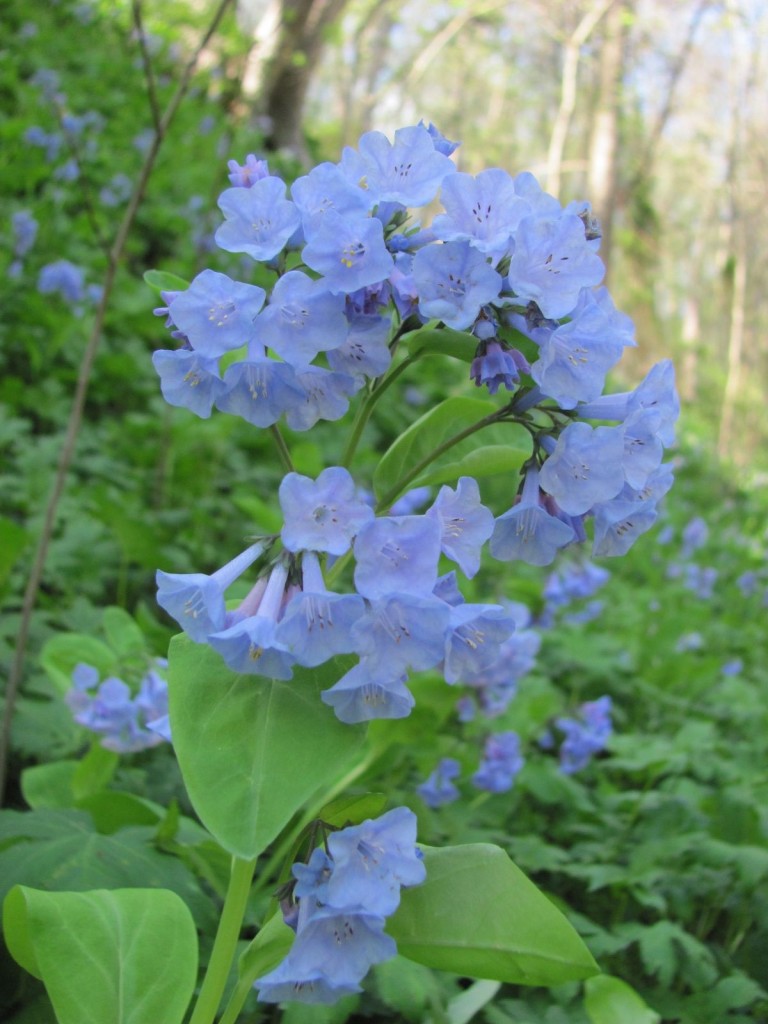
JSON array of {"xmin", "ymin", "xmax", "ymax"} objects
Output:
[
  {"xmin": 255, "ymin": 807, "xmax": 425, "ymax": 1004},
  {"xmin": 67, "ymin": 661, "xmax": 171, "ymax": 752},
  {"xmin": 9, "ymin": 210, "xmax": 38, "ymax": 279},
  {"xmin": 157, "ymin": 467, "xmax": 519, "ymax": 723},
  {"xmin": 152, "ymin": 124, "xmax": 678, "ymax": 566},
  {"xmin": 539, "ymin": 695, "xmax": 613, "ymax": 774},
  {"xmin": 153, "ymin": 124, "xmax": 678, "ymax": 720}
]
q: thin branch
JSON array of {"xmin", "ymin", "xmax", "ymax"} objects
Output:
[
  {"xmin": 131, "ymin": 0, "xmax": 163, "ymax": 133},
  {"xmin": 52, "ymin": 100, "xmax": 112, "ymax": 257},
  {"xmin": 628, "ymin": 0, "xmax": 711, "ymax": 191},
  {"xmin": 0, "ymin": 0, "xmax": 235, "ymax": 807}
]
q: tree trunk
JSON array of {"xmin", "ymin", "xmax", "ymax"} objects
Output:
[
  {"xmin": 586, "ymin": 0, "xmax": 630, "ymax": 277},
  {"xmin": 545, "ymin": 0, "xmax": 615, "ymax": 199},
  {"xmin": 259, "ymin": 0, "xmax": 350, "ymax": 161}
]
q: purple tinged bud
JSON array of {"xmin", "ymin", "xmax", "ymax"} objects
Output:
[{"xmin": 227, "ymin": 154, "xmax": 270, "ymax": 187}]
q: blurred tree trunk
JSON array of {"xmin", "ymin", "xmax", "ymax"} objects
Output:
[
  {"xmin": 545, "ymin": 0, "xmax": 615, "ymax": 198},
  {"xmin": 718, "ymin": 223, "xmax": 746, "ymax": 460},
  {"xmin": 717, "ymin": 11, "xmax": 759, "ymax": 462},
  {"xmin": 586, "ymin": 0, "xmax": 631, "ymax": 278},
  {"xmin": 241, "ymin": 0, "xmax": 350, "ymax": 160}
]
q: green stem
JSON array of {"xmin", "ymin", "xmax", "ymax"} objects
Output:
[
  {"xmin": 217, "ymin": 974, "xmax": 256, "ymax": 1024},
  {"xmin": 270, "ymin": 424, "xmax": 294, "ymax": 473},
  {"xmin": 217, "ymin": 744, "xmax": 384, "ymax": 1024},
  {"xmin": 376, "ymin": 408, "xmax": 506, "ymax": 511},
  {"xmin": 251, "ymin": 741, "xmax": 382, "ymax": 900},
  {"xmin": 188, "ymin": 855, "xmax": 257, "ymax": 1024},
  {"xmin": 341, "ymin": 355, "xmax": 416, "ymax": 468}
]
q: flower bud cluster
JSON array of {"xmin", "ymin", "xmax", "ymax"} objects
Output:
[{"xmin": 256, "ymin": 807, "xmax": 425, "ymax": 1004}]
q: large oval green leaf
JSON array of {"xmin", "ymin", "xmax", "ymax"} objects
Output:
[
  {"xmin": 168, "ymin": 636, "xmax": 366, "ymax": 859},
  {"xmin": 373, "ymin": 396, "xmax": 530, "ymax": 506},
  {"xmin": 3, "ymin": 886, "xmax": 198, "ymax": 1024},
  {"xmin": 387, "ymin": 844, "xmax": 599, "ymax": 985}
]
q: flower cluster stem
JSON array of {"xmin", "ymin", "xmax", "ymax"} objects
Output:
[
  {"xmin": 188, "ymin": 854, "xmax": 257, "ymax": 1024},
  {"xmin": 376, "ymin": 408, "xmax": 506, "ymax": 511}
]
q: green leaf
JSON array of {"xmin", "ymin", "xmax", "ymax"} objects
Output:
[
  {"xmin": 143, "ymin": 269, "xmax": 190, "ymax": 293},
  {"xmin": 447, "ymin": 979, "xmax": 502, "ymax": 1024},
  {"xmin": 4, "ymin": 886, "xmax": 197, "ymax": 1024},
  {"xmin": 584, "ymin": 975, "xmax": 660, "ymax": 1024},
  {"xmin": 168, "ymin": 636, "xmax": 366, "ymax": 859},
  {"xmin": 372, "ymin": 396, "xmax": 530, "ymax": 504},
  {"xmin": 403, "ymin": 326, "xmax": 477, "ymax": 364},
  {"xmin": 316, "ymin": 792, "xmax": 388, "ymax": 829},
  {"xmin": 40, "ymin": 634, "xmax": 116, "ymax": 697},
  {"xmin": 238, "ymin": 910, "xmax": 295, "ymax": 985},
  {"xmin": 0, "ymin": 810, "xmax": 216, "ymax": 930},
  {"xmin": 75, "ymin": 792, "xmax": 163, "ymax": 834},
  {"xmin": 72, "ymin": 743, "xmax": 119, "ymax": 801},
  {"xmin": 414, "ymin": 444, "xmax": 530, "ymax": 490},
  {"xmin": 101, "ymin": 607, "xmax": 146, "ymax": 661},
  {"xmin": 387, "ymin": 845, "xmax": 598, "ymax": 985},
  {"xmin": 374, "ymin": 956, "xmax": 437, "ymax": 1021},
  {"xmin": 21, "ymin": 762, "xmax": 78, "ymax": 810}
]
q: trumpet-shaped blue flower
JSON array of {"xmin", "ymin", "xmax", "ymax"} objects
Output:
[
  {"xmin": 591, "ymin": 497, "xmax": 658, "ymax": 557},
  {"xmin": 255, "ymin": 905, "xmax": 395, "ymax": 1003},
  {"xmin": 621, "ymin": 408, "xmax": 664, "ymax": 490},
  {"xmin": 473, "ymin": 731, "xmax": 524, "ymax": 793},
  {"xmin": 291, "ymin": 161, "xmax": 372, "ymax": 234},
  {"xmin": 280, "ymin": 467, "xmax": 374, "ymax": 555},
  {"xmin": 168, "ymin": 270, "xmax": 266, "ymax": 358},
  {"xmin": 284, "ymin": 367, "xmax": 358, "ymax": 432},
  {"xmin": 555, "ymin": 696, "xmax": 612, "ymax": 773},
  {"xmin": 208, "ymin": 562, "xmax": 295, "ymax": 678},
  {"xmin": 353, "ymin": 515, "xmax": 442, "ymax": 600},
  {"xmin": 215, "ymin": 177, "xmax": 301, "ymax": 260},
  {"xmin": 156, "ymin": 541, "xmax": 266, "ymax": 642},
  {"xmin": 530, "ymin": 288, "xmax": 631, "ymax": 408},
  {"xmin": 538, "ymin": 422, "xmax": 625, "ymax": 516},
  {"xmin": 442, "ymin": 602, "xmax": 516, "ymax": 685},
  {"xmin": 276, "ymin": 552, "xmax": 365, "ymax": 666},
  {"xmin": 326, "ymin": 806, "xmax": 426, "ymax": 915},
  {"xmin": 507, "ymin": 213, "xmax": 604, "ymax": 318},
  {"xmin": 490, "ymin": 466, "xmax": 576, "ymax": 566},
  {"xmin": 151, "ymin": 348, "xmax": 226, "ymax": 418},
  {"xmin": 257, "ymin": 271, "xmax": 348, "ymax": 369},
  {"xmin": 321, "ymin": 660, "xmax": 415, "ymax": 723},
  {"xmin": 412, "ymin": 240, "xmax": 502, "ymax": 330},
  {"xmin": 302, "ymin": 211, "xmax": 394, "ymax": 295},
  {"xmin": 432, "ymin": 168, "xmax": 527, "ymax": 260},
  {"xmin": 355, "ymin": 124, "xmax": 455, "ymax": 207},
  {"xmin": 426, "ymin": 476, "xmax": 494, "ymax": 579},
  {"xmin": 67, "ymin": 661, "xmax": 170, "ymax": 753},
  {"xmin": 417, "ymin": 757, "xmax": 461, "ymax": 808},
  {"xmin": 257, "ymin": 807, "xmax": 423, "ymax": 1003},
  {"xmin": 326, "ymin": 314, "xmax": 392, "ymax": 380},
  {"xmin": 350, "ymin": 594, "xmax": 450, "ymax": 674},
  {"xmin": 38, "ymin": 260, "xmax": 86, "ymax": 304},
  {"xmin": 215, "ymin": 354, "xmax": 305, "ymax": 427}
]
